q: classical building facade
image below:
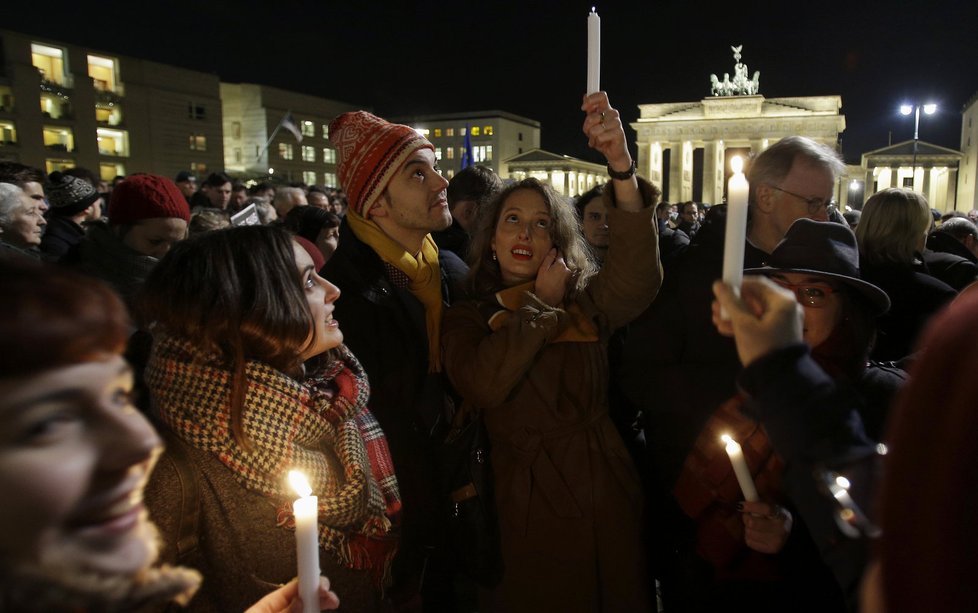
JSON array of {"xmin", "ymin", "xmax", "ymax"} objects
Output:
[
  {"xmin": 393, "ymin": 110, "xmax": 541, "ymax": 179},
  {"xmin": 504, "ymin": 149, "xmax": 607, "ymax": 197},
  {"xmin": 861, "ymin": 140, "xmax": 963, "ymax": 212},
  {"xmin": 0, "ymin": 29, "xmax": 224, "ymax": 180},
  {"xmin": 220, "ymin": 83, "xmax": 359, "ymax": 186}
]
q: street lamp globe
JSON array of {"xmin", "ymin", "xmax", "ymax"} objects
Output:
[
  {"xmin": 900, "ymin": 104, "xmax": 913, "ymax": 116},
  {"xmin": 923, "ymin": 103, "xmax": 937, "ymax": 115}
]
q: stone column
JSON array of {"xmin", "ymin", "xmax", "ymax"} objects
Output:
[
  {"xmin": 948, "ymin": 168, "xmax": 959, "ymax": 211},
  {"xmin": 922, "ymin": 166, "xmax": 931, "ymax": 203},
  {"xmin": 702, "ymin": 140, "xmax": 723, "ymax": 204},
  {"xmin": 680, "ymin": 141, "xmax": 694, "ymax": 202}
]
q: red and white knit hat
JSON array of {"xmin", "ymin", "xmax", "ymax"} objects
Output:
[{"xmin": 328, "ymin": 111, "xmax": 433, "ymax": 218}]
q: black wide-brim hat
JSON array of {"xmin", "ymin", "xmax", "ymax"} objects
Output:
[{"xmin": 744, "ymin": 218, "xmax": 891, "ymax": 315}]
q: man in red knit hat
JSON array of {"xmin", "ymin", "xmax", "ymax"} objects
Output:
[{"xmin": 322, "ymin": 111, "xmax": 467, "ymax": 611}]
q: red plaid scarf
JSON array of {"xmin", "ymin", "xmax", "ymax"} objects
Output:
[{"xmin": 146, "ymin": 335, "xmax": 401, "ymax": 588}]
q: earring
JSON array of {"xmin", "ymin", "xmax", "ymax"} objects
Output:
[{"xmin": 492, "ymin": 250, "xmax": 498, "ymax": 261}]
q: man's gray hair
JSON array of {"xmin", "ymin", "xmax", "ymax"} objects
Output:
[
  {"xmin": 747, "ymin": 136, "xmax": 845, "ymax": 207},
  {"xmin": 938, "ymin": 216, "xmax": 978, "ymax": 240}
]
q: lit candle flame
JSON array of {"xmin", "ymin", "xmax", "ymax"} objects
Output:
[
  {"xmin": 731, "ymin": 156, "xmax": 743, "ymax": 174},
  {"xmin": 289, "ymin": 470, "xmax": 312, "ymax": 497}
]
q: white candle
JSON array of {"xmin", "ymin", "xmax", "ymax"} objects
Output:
[
  {"xmin": 289, "ymin": 470, "xmax": 320, "ymax": 613},
  {"xmin": 587, "ymin": 7, "xmax": 601, "ymax": 94},
  {"xmin": 721, "ymin": 155, "xmax": 749, "ymax": 318},
  {"xmin": 721, "ymin": 434, "xmax": 759, "ymax": 502}
]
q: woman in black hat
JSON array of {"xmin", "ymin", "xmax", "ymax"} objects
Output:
[{"xmin": 670, "ymin": 218, "xmax": 904, "ymax": 612}]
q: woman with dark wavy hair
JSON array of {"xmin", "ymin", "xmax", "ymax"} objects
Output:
[
  {"xmin": 442, "ymin": 93, "xmax": 662, "ymax": 612},
  {"xmin": 139, "ymin": 225, "xmax": 398, "ymax": 612}
]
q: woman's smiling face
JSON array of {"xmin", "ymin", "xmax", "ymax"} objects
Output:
[{"xmin": 0, "ymin": 354, "xmax": 162, "ymax": 577}]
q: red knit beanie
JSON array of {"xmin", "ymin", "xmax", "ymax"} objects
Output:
[
  {"xmin": 293, "ymin": 235, "xmax": 325, "ymax": 271},
  {"xmin": 108, "ymin": 174, "xmax": 192, "ymax": 226},
  {"xmin": 328, "ymin": 111, "xmax": 433, "ymax": 218}
]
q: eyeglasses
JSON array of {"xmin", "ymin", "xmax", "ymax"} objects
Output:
[
  {"xmin": 771, "ymin": 279, "xmax": 838, "ymax": 308},
  {"xmin": 767, "ymin": 185, "xmax": 835, "ymax": 215}
]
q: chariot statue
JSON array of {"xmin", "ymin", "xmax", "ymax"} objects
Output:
[{"xmin": 710, "ymin": 45, "xmax": 760, "ymax": 96}]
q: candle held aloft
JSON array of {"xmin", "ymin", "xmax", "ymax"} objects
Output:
[
  {"xmin": 721, "ymin": 434, "xmax": 759, "ymax": 502},
  {"xmin": 587, "ymin": 7, "xmax": 601, "ymax": 94},
  {"xmin": 721, "ymin": 155, "xmax": 750, "ymax": 319},
  {"xmin": 289, "ymin": 470, "xmax": 320, "ymax": 613}
]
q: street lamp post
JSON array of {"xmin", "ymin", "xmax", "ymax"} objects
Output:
[{"xmin": 900, "ymin": 103, "xmax": 937, "ymax": 186}]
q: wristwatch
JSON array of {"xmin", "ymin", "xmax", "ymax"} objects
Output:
[{"xmin": 607, "ymin": 159, "xmax": 637, "ymax": 180}]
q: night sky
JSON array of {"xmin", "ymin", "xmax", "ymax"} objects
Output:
[{"xmin": 7, "ymin": 0, "xmax": 978, "ymax": 165}]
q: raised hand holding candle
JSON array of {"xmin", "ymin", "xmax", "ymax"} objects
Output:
[
  {"xmin": 721, "ymin": 434, "xmax": 759, "ymax": 502},
  {"xmin": 587, "ymin": 7, "xmax": 601, "ymax": 94},
  {"xmin": 721, "ymin": 155, "xmax": 749, "ymax": 319},
  {"xmin": 289, "ymin": 470, "xmax": 320, "ymax": 613}
]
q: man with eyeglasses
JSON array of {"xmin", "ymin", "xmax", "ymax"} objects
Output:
[{"xmin": 617, "ymin": 136, "xmax": 846, "ymax": 611}]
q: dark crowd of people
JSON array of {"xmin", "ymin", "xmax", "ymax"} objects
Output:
[{"xmin": 3, "ymin": 89, "xmax": 978, "ymax": 613}]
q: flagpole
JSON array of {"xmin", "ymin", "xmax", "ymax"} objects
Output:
[{"xmin": 255, "ymin": 110, "xmax": 292, "ymax": 164}]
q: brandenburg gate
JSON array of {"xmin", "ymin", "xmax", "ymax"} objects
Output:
[{"xmin": 631, "ymin": 46, "xmax": 846, "ymax": 203}]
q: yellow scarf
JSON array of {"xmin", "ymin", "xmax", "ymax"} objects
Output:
[
  {"xmin": 347, "ymin": 212, "xmax": 444, "ymax": 372},
  {"xmin": 488, "ymin": 282, "xmax": 599, "ymax": 343}
]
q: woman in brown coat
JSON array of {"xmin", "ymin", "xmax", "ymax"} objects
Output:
[{"xmin": 441, "ymin": 93, "xmax": 662, "ymax": 612}]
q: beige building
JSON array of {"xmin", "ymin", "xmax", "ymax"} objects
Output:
[
  {"xmin": 505, "ymin": 149, "xmax": 607, "ymax": 198},
  {"xmin": 958, "ymin": 92, "xmax": 978, "ymax": 213},
  {"xmin": 0, "ymin": 29, "xmax": 223, "ymax": 180},
  {"xmin": 220, "ymin": 83, "xmax": 361, "ymax": 186},
  {"xmin": 393, "ymin": 111, "xmax": 541, "ymax": 179}
]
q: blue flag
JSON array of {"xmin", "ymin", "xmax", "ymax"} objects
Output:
[{"xmin": 461, "ymin": 124, "xmax": 474, "ymax": 169}]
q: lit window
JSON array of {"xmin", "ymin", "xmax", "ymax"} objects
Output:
[
  {"xmin": 191, "ymin": 162, "xmax": 208, "ymax": 175},
  {"xmin": 471, "ymin": 126, "xmax": 480, "ymax": 136},
  {"xmin": 40, "ymin": 92, "xmax": 72, "ymax": 120},
  {"xmin": 446, "ymin": 169, "xmax": 455, "ymax": 179},
  {"xmin": 303, "ymin": 171, "xmax": 317, "ymax": 185},
  {"xmin": 323, "ymin": 148, "xmax": 336, "ymax": 164},
  {"xmin": 279, "ymin": 143, "xmax": 294, "ymax": 160},
  {"xmin": 99, "ymin": 162, "xmax": 125, "ymax": 181},
  {"xmin": 434, "ymin": 128, "xmax": 442, "ymax": 138},
  {"xmin": 460, "ymin": 127, "xmax": 466, "ymax": 136},
  {"xmin": 42, "ymin": 126, "xmax": 74, "ymax": 153},
  {"xmin": 95, "ymin": 101, "xmax": 122, "ymax": 125},
  {"xmin": 446, "ymin": 128, "xmax": 455, "ymax": 137},
  {"xmin": 435, "ymin": 147, "xmax": 442, "ymax": 161},
  {"xmin": 188, "ymin": 134, "xmax": 206, "ymax": 151},
  {"xmin": 474, "ymin": 146, "xmax": 486, "ymax": 163},
  {"xmin": 302, "ymin": 145, "xmax": 316, "ymax": 162},
  {"xmin": 446, "ymin": 147, "xmax": 454, "ymax": 160},
  {"xmin": 415, "ymin": 127, "xmax": 430, "ymax": 137},
  {"xmin": 0, "ymin": 121, "xmax": 16, "ymax": 145},
  {"xmin": 324, "ymin": 172, "xmax": 337, "ymax": 187},
  {"xmin": 98, "ymin": 128, "xmax": 129, "ymax": 156},
  {"xmin": 484, "ymin": 126, "xmax": 494, "ymax": 136},
  {"xmin": 45, "ymin": 158, "xmax": 74, "ymax": 174},
  {"xmin": 87, "ymin": 55, "xmax": 119, "ymax": 93},
  {"xmin": 486, "ymin": 145, "xmax": 493, "ymax": 161},
  {"xmin": 301, "ymin": 120, "xmax": 315, "ymax": 137},
  {"xmin": 322, "ymin": 123, "xmax": 330, "ymax": 139},
  {"xmin": 188, "ymin": 102, "xmax": 206, "ymax": 120},
  {"xmin": 32, "ymin": 43, "xmax": 67, "ymax": 86}
]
